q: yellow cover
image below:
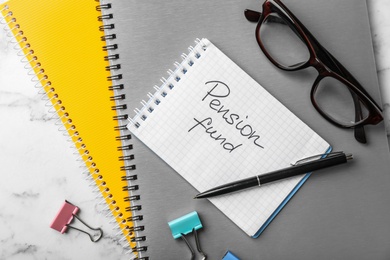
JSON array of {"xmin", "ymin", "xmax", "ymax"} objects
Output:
[{"xmin": 1, "ymin": 0, "xmax": 136, "ymax": 253}]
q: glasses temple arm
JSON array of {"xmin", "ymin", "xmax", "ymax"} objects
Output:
[
  {"xmin": 245, "ymin": 9, "xmax": 287, "ymax": 25},
  {"xmin": 244, "ymin": 9, "xmax": 262, "ymax": 22},
  {"xmin": 353, "ymin": 98, "xmax": 367, "ymax": 143}
]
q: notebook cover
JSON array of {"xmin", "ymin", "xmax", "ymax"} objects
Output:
[
  {"xmin": 0, "ymin": 0, "xmax": 137, "ymax": 255},
  {"xmin": 101, "ymin": 0, "xmax": 390, "ymax": 259}
]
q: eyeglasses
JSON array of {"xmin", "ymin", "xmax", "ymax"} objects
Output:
[{"xmin": 245, "ymin": 0, "xmax": 383, "ymax": 143}]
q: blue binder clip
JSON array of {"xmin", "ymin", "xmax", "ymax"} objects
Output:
[
  {"xmin": 168, "ymin": 211, "xmax": 207, "ymax": 260},
  {"xmin": 222, "ymin": 250, "xmax": 240, "ymax": 260}
]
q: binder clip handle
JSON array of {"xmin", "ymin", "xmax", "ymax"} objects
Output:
[
  {"xmin": 50, "ymin": 200, "xmax": 103, "ymax": 242},
  {"xmin": 179, "ymin": 230, "xmax": 196, "ymax": 260},
  {"xmin": 179, "ymin": 228, "xmax": 206, "ymax": 260},
  {"xmin": 168, "ymin": 211, "xmax": 207, "ymax": 260},
  {"xmin": 67, "ymin": 213, "xmax": 103, "ymax": 242},
  {"xmin": 193, "ymin": 227, "xmax": 207, "ymax": 260}
]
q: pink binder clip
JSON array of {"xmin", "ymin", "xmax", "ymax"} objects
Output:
[{"xmin": 50, "ymin": 200, "xmax": 103, "ymax": 242}]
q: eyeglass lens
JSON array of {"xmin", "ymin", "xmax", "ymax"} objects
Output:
[
  {"xmin": 314, "ymin": 77, "xmax": 369, "ymax": 126},
  {"xmin": 260, "ymin": 13, "xmax": 309, "ymax": 69}
]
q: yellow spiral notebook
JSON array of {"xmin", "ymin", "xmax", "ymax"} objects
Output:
[{"xmin": 0, "ymin": 0, "xmax": 138, "ymax": 256}]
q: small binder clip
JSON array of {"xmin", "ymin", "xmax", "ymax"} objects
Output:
[
  {"xmin": 50, "ymin": 200, "xmax": 103, "ymax": 242},
  {"xmin": 168, "ymin": 211, "xmax": 207, "ymax": 260},
  {"xmin": 222, "ymin": 250, "xmax": 240, "ymax": 260}
]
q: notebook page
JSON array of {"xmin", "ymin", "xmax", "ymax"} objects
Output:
[{"xmin": 128, "ymin": 39, "xmax": 329, "ymax": 236}]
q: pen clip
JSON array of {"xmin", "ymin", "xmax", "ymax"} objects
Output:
[{"xmin": 291, "ymin": 151, "xmax": 345, "ymax": 166}]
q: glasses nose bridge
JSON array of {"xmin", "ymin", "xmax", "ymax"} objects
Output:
[{"xmin": 311, "ymin": 57, "xmax": 331, "ymax": 75}]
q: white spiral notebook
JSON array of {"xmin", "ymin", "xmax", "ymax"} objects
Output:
[{"xmin": 127, "ymin": 38, "xmax": 330, "ymax": 237}]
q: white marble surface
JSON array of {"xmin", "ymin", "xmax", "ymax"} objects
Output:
[
  {"xmin": 0, "ymin": 1, "xmax": 389, "ymax": 259},
  {"xmin": 0, "ymin": 4, "xmax": 131, "ymax": 260}
]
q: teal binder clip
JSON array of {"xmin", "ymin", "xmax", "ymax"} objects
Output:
[
  {"xmin": 168, "ymin": 211, "xmax": 207, "ymax": 260},
  {"xmin": 222, "ymin": 250, "xmax": 240, "ymax": 260}
]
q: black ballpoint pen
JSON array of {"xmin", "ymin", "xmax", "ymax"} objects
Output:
[{"xmin": 194, "ymin": 152, "xmax": 353, "ymax": 199}]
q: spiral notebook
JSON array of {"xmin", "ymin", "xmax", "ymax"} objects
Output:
[
  {"xmin": 127, "ymin": 37, "xmax": 331, "ymax": 236},
  {"xmin": 99, "ymin": 0, "xmax": 390, "ymax": 259},
  {"xmin": 0, "ymin": 0, "xmax": 138, "ymax": 256}
]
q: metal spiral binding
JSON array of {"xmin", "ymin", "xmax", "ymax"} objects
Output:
[
  {"xmin": 95, "ymin": 1, "xmax": 146, "ymax": 258},
  {"xmin": 1, "ymin": 3, "xmax": 134, "ymax": 256},
  {"xmin": 124, "ymin": 37, "xmax": 207, "ymax": 257},
  {"xmin": 95, "ymin": 2, "xmax": 209, "ymax": 256},
  {"xmin": 129, "ymin": 38, "xmax": 208, "ymax": 129},
  {"xmin": 124, "ymin": 38, "xmax": 208, "ymax": 258},
  {"xmin": 124, "ymin": 39, "xmax": 207, "ymax": 259}
]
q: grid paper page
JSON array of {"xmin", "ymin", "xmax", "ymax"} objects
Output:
[{"xmin": 127, "ymin": 38, "xmax": 330, "ymax": 236}]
